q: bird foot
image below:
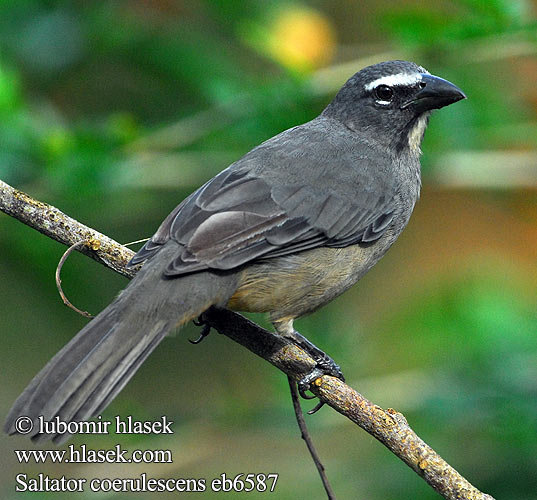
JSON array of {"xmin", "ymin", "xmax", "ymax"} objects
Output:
[
  {"xmin": 189, "ymin": 315, "xmax": 212, "ymax": 344},
  {"xmin": 296, "ymin": 347, "xmax": 345, "ymax": 414}
]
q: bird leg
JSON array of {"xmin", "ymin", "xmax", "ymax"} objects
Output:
[
  {"xmin": 288, "ymin": 329, "xmax": 345, "ymax": 391},
  {"xmin": 194, "ymin": 311, "xmax": 344, "ymax": 413},
  {"xmin": 272, "ymin": 319, "xmax": 344, "ymax": 410}
]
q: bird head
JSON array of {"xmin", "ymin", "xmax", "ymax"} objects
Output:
[{"xmin": 322, "ymin": 60, "xmax": 466, "ymax": 154}]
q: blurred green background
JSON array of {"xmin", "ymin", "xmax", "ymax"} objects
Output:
[{"xmin": 1, "ymin": 1, "xmax": 537, "ymax": 499}]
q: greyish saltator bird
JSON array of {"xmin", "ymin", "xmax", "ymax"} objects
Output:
[{"xmin": 5, "ymin": 60, "xmax": 465, "ymax": 443}]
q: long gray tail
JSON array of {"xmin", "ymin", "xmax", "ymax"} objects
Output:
[{"xmin": 4, "ymin": 243, "xmax": 239, "ymax": 444}]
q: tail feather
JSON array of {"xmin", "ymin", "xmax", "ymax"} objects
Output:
[
  {"xmin": 88, "ymin": 327, "xmax": 169, "ymax": 417},
  {"xmin": 7, "ymin": 306, "xmax": 119, "ymax": 428},
  {"xmin": 37, "ymin": 323, "xmax": 170, "ymax": 444},
  {"xmin": 5, "ymin": 242, "xmax": 239, "ymax": 442}
]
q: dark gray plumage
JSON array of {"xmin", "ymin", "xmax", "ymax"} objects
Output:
[{"xmin": 5, "ymin": 60, "xmax": 465, "ymax": 442}]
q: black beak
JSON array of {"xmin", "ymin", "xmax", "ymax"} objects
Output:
[{"xmin": 402, "ymin": 74, "xmax": 466, "ymax": 113}]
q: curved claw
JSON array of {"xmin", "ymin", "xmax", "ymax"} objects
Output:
[
  {"xmin": 188, "ymin": 323, "xmax": 211, "ymax": 345},
  {"xmin": 298, "ymin": 386, "xmax": 317, "ymax": 400},
  {"xmin": 307, "ymin": 401, "xmax": 325, "ymax": 414},
  {"xmin": 192, "ymin": 316, "xmax": 205, "ymax": 327},
  {"xmin": 188, "ymin": 333, "xmax": 205, "ymax": 345},
  {"xmin": 297, "ymin": 367, "xmax": 325, "ymax": 400}
]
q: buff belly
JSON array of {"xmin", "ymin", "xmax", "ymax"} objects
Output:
[{"xmin": 227, "ymin": 245, "xmax": 373, "ymax": 323}]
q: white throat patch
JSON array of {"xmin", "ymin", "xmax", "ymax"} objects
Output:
[
  {"xmin": 365, "ymin": 72, "xmax": 422, "ymax": 91},
  {"xmin": 408, "ymin": 115, "xmax": 428, "ymax": 154}
]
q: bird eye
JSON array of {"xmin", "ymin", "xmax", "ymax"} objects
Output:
[
  {"xmin": 374, "ymin": 84, "xmax": 394, "ymax": 102},
  {"xmin": 418, "ymin": 81, "xmax": 426, "ymax": 89}
]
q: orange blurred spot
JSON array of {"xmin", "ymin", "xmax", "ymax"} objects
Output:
[{"xmin": 267, "ymin": 7, "xmax": 336, "ymax": 73}]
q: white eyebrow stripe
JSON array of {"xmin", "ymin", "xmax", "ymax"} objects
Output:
[{"xmin": 364, "ymin": 73, "xmax": 421, "ymax": 91}]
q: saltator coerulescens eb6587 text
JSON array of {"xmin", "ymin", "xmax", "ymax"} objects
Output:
[{"xmin": 5, "ymin": 60, "xmax": 465, "ymax": 443}]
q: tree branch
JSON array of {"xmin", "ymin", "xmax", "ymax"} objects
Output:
[
  {"xmin": 0, "ymin": 179, "xmax": 136, "ymax": 278},
  {"xmin": 0, "ymin": 178, "xmax": 495, "ymax": 500}
]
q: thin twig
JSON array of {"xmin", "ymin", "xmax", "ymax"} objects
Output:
[
  {"xmin": 53, "ymin": 237, "xmax": 148, "ymax": 318},
  {"xmin": 123, "ymin": 237, "xmax": 150, "ymax": 247},
  {"xmin": 0, "ymin": 179, "xmax": 496, "ymax": 500},
  {"xmin": 288, "ymin": 376, "xmax": 336, "ymax": 500},
  {"xmin": 55, "ymin": 241, "xmax": 94, "ymax": 318}
]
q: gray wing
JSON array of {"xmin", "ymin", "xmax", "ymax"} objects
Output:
[{"xmin": 129, "ymin": 122, "xmax": 397, "ymax": 276}]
